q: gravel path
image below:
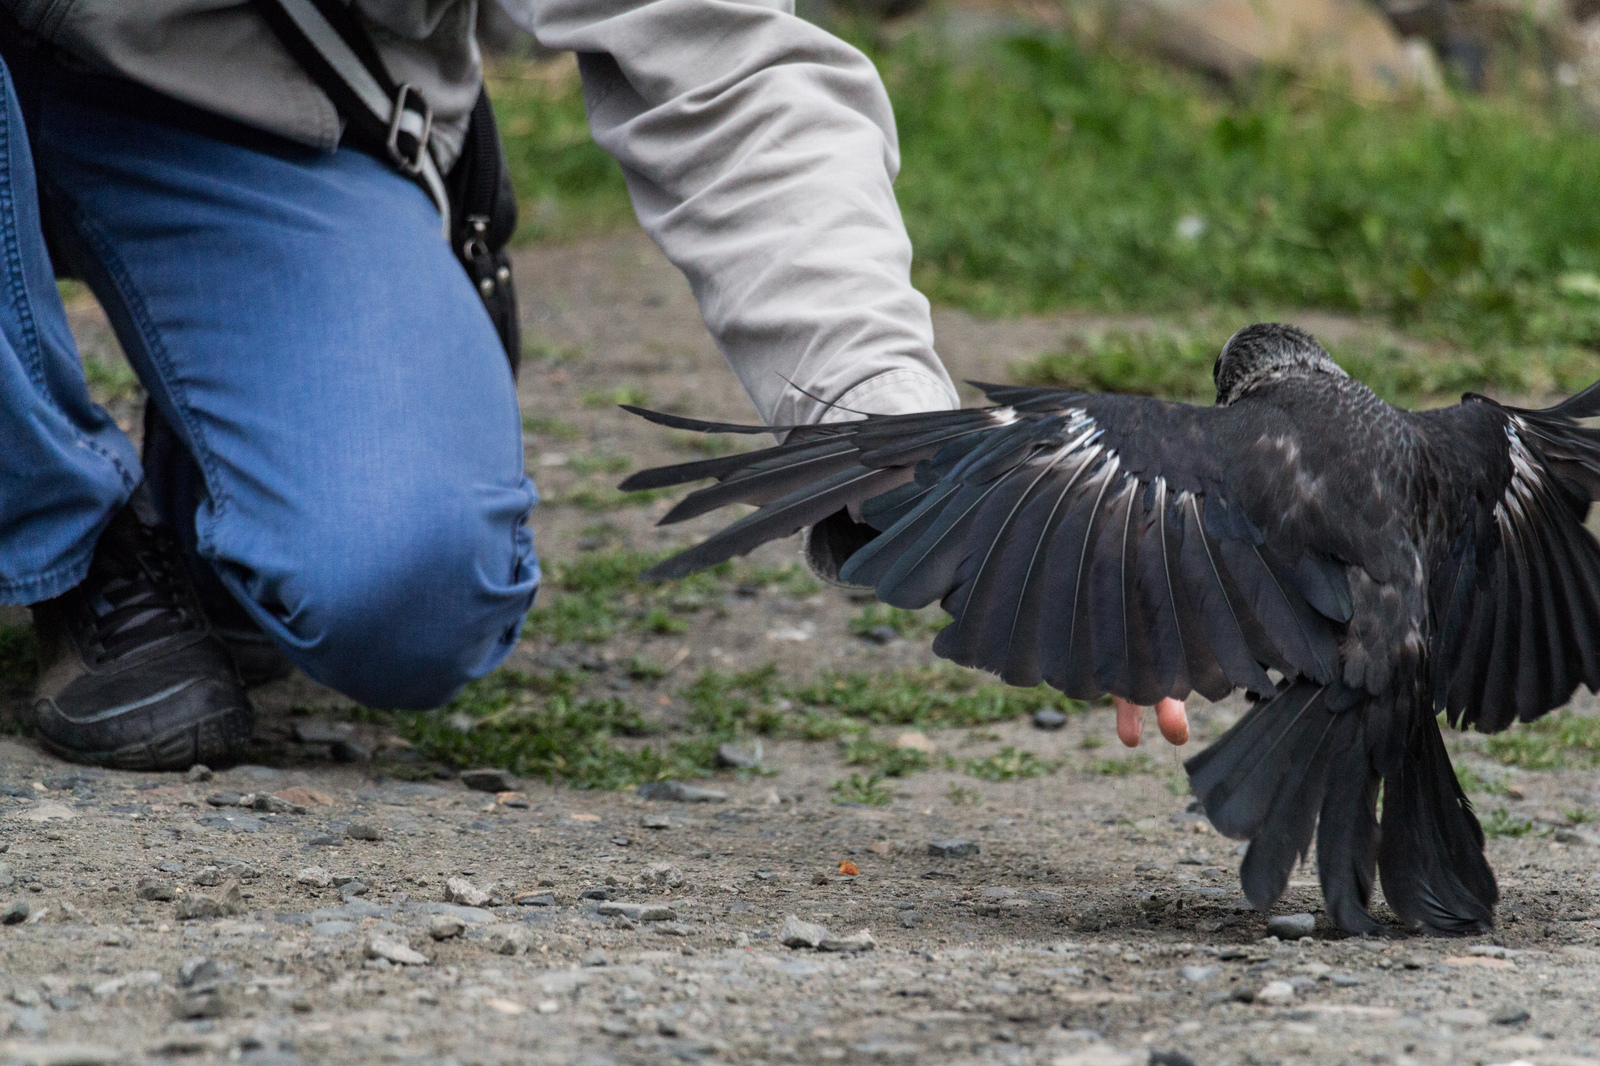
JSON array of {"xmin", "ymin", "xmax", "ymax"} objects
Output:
[{"xmin": 2, "ymin": 235, "xmax": 1595, "ymax": 1066}]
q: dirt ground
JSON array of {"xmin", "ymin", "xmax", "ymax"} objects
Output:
[{"xmin": 3, "ymin": 233, "xmax": 1599, "ymax": 1066}]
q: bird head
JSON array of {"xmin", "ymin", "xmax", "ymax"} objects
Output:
[{"xmin": 1213, "ymin": 323, "xmax": 1347, "ymax": 406}]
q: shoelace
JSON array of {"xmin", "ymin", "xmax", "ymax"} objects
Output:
[{"xmin": 82, "ymin": 519, "xmax": 199, "ymax": 661}]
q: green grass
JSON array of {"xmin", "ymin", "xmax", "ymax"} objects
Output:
[
  {"xmin": 566, "ymin": 454, "xmax": 632, "ymax": 476},
  {"xmin": 849, "ymin": 603, "xmax": 949, "ymax": 638},
  {"xmin": 0, "ymin": 623, "xmax": 35, "ymax": 688},
  {"xmin": 1482, "ymin": 806, "xmax": 1537, "ymax": 839},
  {"xmin": 946, "ymin": 783, "xmax": 982, "ymax": 805},
  {"xmin": 546, "ymin": 485, "xmax": 671, "ymax": 512},
  {"xmin": 486, "ymin": 62, "xmax": 633, "ymax": 242},
  {"xmin": 844, "ymin": 735, "xmax": 931, "ymax": 778},
  {"xmin": 790, "ymin": 665, "xmax": 1084, "ymax": 728},
  {"xmin": 399, "ymin": 670, "xmax": 703, "ymax": 790},
  {"xmin": 1483, "ymin": 712, "xmax": 1600, "ymax": 771},
  {"xmin": 887, "ymin": 34, "xmax": 1600, "ymax": 367},
  {"xmin": 582, "ymin": 386, "xmax": 650, "ymax": 409},
  {"xmin": 668, "ymin": 431, "xmax": 743, "ymax": 457},
  {"xmin": 830, "ymin": 772, "xmax": 893, "ymax": 806},
  {"xmin": 1087, "ymin": 753, "xmax": 1158, "ymax": 776},
  {"xmin": 963, "ymin": 745, "xmax": 1059, "ymax": 781},
  {"xmin": 521, "ymin": 415, "xmax": 582, "ymax": 441},
  {"xmin": 1453, "ymin": 764, "xmax": 1509, "ymax": 796},
  {"xmin": 82, "ymin": 358, "xmax": 141, "ymax": 404},
  {"xmin": 1010, "ymin": 325, "xmax": 1577, "ymax": 409},
  {"xmin": 490, "ymin": 39, "xmax": 1600, "ymax": 399},
  {"xmin": 523, "ymin": 549, "xmax": 726, "ymax": 643}
]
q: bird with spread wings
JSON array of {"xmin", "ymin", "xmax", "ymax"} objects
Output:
[{"xmin": 615, "ymin": 323, "xmax": 1600, "ymax": 935}]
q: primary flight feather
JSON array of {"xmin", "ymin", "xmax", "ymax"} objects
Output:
[{"xmin": 617, "ymin": 323, "xmax": 1600, "ymax": 935}]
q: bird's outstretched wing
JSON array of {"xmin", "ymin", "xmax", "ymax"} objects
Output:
[
  {"xmin": 1420, "ymin": 383, "xmax": 1600, "ymax": 733},
  {"xmin": 618, "ymin": 385, "xmax": 1353, "ymax": 706}
]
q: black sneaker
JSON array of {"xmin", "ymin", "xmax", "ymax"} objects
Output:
[{"xmin": 28, "ymin": 490, "xmax": 253, "ymax": 771}]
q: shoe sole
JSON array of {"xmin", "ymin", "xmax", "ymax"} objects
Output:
[{"xmin": 32, "ymin": 701, "xmax": 255, "ymax": 773}]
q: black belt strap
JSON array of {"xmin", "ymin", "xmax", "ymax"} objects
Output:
[{"xmin": 252, "ymin": 0, "xmax": 450, "ymax": 236}]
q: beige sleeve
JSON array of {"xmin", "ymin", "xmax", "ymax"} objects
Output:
[{"xmin": 516, "ymin": 0, "xmax": 960, "ymax": 424}]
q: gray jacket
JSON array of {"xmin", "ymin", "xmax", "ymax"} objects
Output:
[{"xmin": 3, "ymin": 0, "xmax": 958, "ymax": 425}]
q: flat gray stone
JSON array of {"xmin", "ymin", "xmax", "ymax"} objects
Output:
[
  {"xmin": 429, "ymin": 914, "xmax": 466, "ymax": 940},
  {"xmin": 596, "ymin": 902, "xmax": 675, "ymax": 922},
  {"xmin": 293, "ymin": 719, "xmax": 354, "ymax": 745},
  {"xmin": 780, "ymin": 915, "xmax": 828, "ymax": 949},
  {"xmin": 0, "ymin": 1042, "xmax": 122, "ymax": 1065},
  {"xmin": 1266, "ymin": 913, "xmax": 1316, "ymax": 939},
  {"xmin": 366, "ymin": 936, "xmax": 429, "ymax": 966},
  {"xmin": 460, "ymin": 768, "xmax": 517, "ymax": 793},
  {"xmin": 715, "ymin": 742, "xmax": 760, "ymax": 769},
  {"xmin": 927, "ymin": 839, "xmax": 979, "ymax": 859},
  {"xmin": 636, "ymin": 781, "xmax": 727, "ymax": 803},
  {"xmin": 1032, "ymin": 708, "xmax": 1068, "ymax": 730},
  {"xmin": 197, "ymin": 813, "xmax": 264, "ymax": 833},
  {"xmin": 820, "ymin": 929, "xmax": 877, "ymax": 952}
]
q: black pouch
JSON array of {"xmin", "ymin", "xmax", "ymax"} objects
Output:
[{"xmin": 449, "ymin": 89, "xmax": 521, "ymax": 378}]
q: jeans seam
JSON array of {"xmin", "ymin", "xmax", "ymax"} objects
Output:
[
  {"xmin": 50, "ymin": 184, "xmax": 230, "ymax": 522},
  {"xmin": 0, "ymin": 548, "xmax": 92, "ymax": 602},
  {"xmin": 0, "ymin": 72, "xmax": 137, "ymax": 490}
]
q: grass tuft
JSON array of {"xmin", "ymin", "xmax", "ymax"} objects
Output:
[
  {"xmin": 830, "ymin": 772, "xmax": 893, "ymax": 806},
  {"xmin": 791, "ymin": 665, "xmax": 1083, "ymax": 728},
  {"xmin": 964, "ymin": 745, "xmax": 1059, "ymax": 781},
  {"xmin": 0, "ymin": 623, "xmax": 36, "ymax": 688},
  {"xmin": 1483, "ymin": 712, "xmax": 1600, "ymax": 771},
  {"xmin": 1087, "ymin": 753, "xmax": 1157, "ymax": 776}
]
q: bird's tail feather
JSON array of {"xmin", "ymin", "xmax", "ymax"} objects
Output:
[
  {"xmin": 1188, "ymin": 681, "xmax": 1493, "ymax": 934},
  {"xmin": 1187, "ymin": 682, "xmax": 1378, "ymax": 923},
  {"xmin": 1376, "ymin": 713, "xmax": 1497, "ymax": 935}
]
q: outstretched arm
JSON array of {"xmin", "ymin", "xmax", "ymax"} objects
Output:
[{"xmin": 518, "ymin": 0, "xmax": 959, "ymax": 424}]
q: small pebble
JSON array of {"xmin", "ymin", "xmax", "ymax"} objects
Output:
[
  {"xmin": 296, "ymin": 866, "xmax": 333, "ymax": 888},
  {"xmin": 1266, "ymin": 913, "xmax": 1316, "ymax": 939},
  {"xmin": 4, "ymin": 899, "xmax": 33, "ymax": 925},
  {"xmin": 136, "ymin": 878, "xmax": 176, "ymax": 902},
  {"xmin": 580, "ymin": 949, "xmax": 609, "ymax": 967},
  {"xmin": 366, "ymin": 936, "xmax": 430, "ymax": 966},
  {"xmin": 716, "ymin": 742, "xmax": 761, "ymax": 769},
  {"xmin": 429, "ymin": 914, "xmax": 466, "ymax": 940},
  {"xmin": 1253, "ymin": 980, "xmax": 1299, "ymax": 1006},
  {"xmin": 445, "ymin": 877, "xmax": 492, "ymax": 907},
  {"xmin": 927, "ymin": 839, "xmax": 979, "ymax": 859},
  {"xmin": 185, "ymin": 765, "xmax": 213, "ymax": 783},
  {"xmin": 345, "ymin": 822, "xmax": 383, "ymax": 841},
  {"xmin": 640, "ymin": 814, "xmax": 671, "ymax": 830},
  {"xmin": 460, "ymin": 768, "xmax": 517, "ymax": 793},
  {"xmin": 1032, "ymin": 708, "xmax": 1068, "ymax": 730},
  {"xmin": 636, "ymin": 781, "xmax": 727, "ymax": 803}
]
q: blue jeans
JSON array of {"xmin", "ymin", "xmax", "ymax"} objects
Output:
[{"xmin": 0, "ymin": 53, "xmax": 539, "ymax": 709}]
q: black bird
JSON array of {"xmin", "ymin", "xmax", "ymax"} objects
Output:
[{"xmin": 616, "ymin": 323, "xmax": 1600, "ymax": 934}]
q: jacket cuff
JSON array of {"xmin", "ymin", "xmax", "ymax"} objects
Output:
[
  {"xmin": 798, "ymin": 369, "xmax": 959, "ymax": 588},
  {"xmin": 812, "ymin": 368, "xmax": 960, "ymax": 423}
]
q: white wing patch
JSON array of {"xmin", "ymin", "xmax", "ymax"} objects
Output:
[{"xmin": 1495, "ymin": 418, "xmax": 1543, "ymax": 536}]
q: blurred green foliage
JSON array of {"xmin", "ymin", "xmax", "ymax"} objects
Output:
[
  {"xmin": 489, "ymin": 37, "xmax": 1600, "ymax": 397},
  {"xmin": 889, "ymin": 34, "xmax": 1600, "ymax": 358}
]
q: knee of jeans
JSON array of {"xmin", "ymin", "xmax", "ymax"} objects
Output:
[{"xmin": 266, "ymin": 506, "xmax": 537, "ymax": 710}]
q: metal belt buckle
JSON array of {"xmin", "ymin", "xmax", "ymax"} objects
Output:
[{"xmin": 386, "ymin": 83, "xmax": 433, "ymax": 176}]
